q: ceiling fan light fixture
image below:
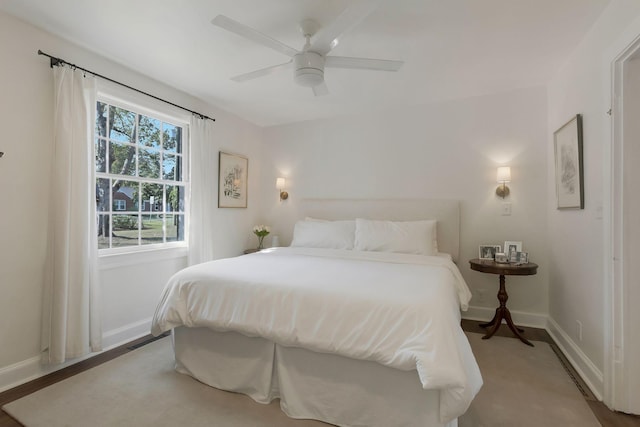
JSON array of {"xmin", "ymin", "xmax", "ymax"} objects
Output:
[
  {"xmin": 295, "ymin": 69, "xmax": 324, "ymax": 87},
  {"xmin": 212, "ymin": 9, "xmax": 405, "ymax": 94},
  {"xmin": 294, "ymin": 52, "xmax": 325, "ymax": 87}
]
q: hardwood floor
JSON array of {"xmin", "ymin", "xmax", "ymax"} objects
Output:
[{"xmin": 1, "ymin": 325, "xmax": 638, "ymax": 426}]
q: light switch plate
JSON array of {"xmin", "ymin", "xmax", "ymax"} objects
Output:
[{"xmin": 501, "ymin": 202, "xmax": 512, "ymax": 216}]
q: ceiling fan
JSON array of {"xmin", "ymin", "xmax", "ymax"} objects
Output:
[{"xmin": 211, "ymin": 1, "xmax": 404, "ymax": 96}]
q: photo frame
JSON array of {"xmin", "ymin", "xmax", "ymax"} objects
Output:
[
  {"xmin": 218, "ymin": 151, "xmax": 248, "ymax": 208},
  {"xmin": 516, "ymin": 252, "xmax": 529, "ymax": 264},
  {"xmin": 554, "ymin": 114, "xmax": 584, "ymax": 209},
  {"xmin": 504, "ymin": 241, "xmax": 523, "ymax": 257},
  {"xmin": 479, "ymin": 245, "xmax": 501, "ymax": 260}
]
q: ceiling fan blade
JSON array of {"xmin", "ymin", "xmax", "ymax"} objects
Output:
[
  {"xmin": 310, "ymin": 0, "xmax": 381, "ymax": 55},
  {"xmin": 231, "ymin": 60, "xmax": 292, "ymax": 82},
  {"xmin": 325, "ymin": 56, "xmax": 403, "ymax": 72},
  {"xmin": 212, "ymin": 15, "xmax": 298, "ymax": 58},
  {"xmin": 312, "ymin": 81, "xmax": 329, "ymax": 96}
]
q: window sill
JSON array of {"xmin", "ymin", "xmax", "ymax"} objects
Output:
[{"xmin": 98, "ymin": 245, "xmax": 188, "ymax": 270}]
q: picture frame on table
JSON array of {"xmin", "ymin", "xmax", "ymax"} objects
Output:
[
  {"xmin": 516, "ymin": 252, "xmax": 529, "ymax": 264},
  {"xmin": 504, "ymin": 241, "xmax": 523, "ymax": 258},
  {"xmin": 479, "ymin": 245, "xmax": 501, "ymax": 260},
  {"xmin": 495, "ymin": 253, "xmax": 509, "ymax": 263},
  {"xmin": 218, "ymin": 151, "xmax": 248, "ymax": 208},
  {"xmin": 554, "ymin": 114, "xmax": 584, "ymax": 209}
]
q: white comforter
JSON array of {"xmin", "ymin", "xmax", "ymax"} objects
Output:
[{"xmin": 151, "ymin": 247, "xmax": 482, "ymax": 422}]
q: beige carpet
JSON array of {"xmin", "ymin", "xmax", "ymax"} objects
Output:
[
  {"xmin": 460, "ymin": 333, "xmax": 600, "ymax": 427},
  {"xmin": 3, "ymin": 333, "xmax": 601, "ymax": 427}
]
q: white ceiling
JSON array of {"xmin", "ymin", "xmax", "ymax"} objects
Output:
[{"xmin": 1, "ymin": 0, "xmax": 609, "ymax": 127}]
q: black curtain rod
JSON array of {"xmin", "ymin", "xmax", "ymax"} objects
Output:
[{"xmin": 37, "ymin": 50, "xmax": 215, "ymax": 122}]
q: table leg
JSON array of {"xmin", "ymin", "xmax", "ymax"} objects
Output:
[
  {"xmin": 504, "ymin": 309, "xmax": 534, "ymax": 347},
  {"xmin": 481, "ymin": 274, "xmax": 534, "ymax": 346},
  {"xmin": 479, "ymin": 310, "xmax": 498, "ymax": 328},
  {"xmin": 481, "ymin": 307, "xmax": 504, "ymax": 340}
]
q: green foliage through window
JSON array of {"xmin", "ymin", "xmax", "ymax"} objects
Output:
[{"xmin": 95, "ymin": 101, "xmax": 186, "ymax": 250}]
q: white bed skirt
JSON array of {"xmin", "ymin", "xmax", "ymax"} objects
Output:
[{"xmin": 173, "ymin": 326, "xmax": 457, "ymax": 427}]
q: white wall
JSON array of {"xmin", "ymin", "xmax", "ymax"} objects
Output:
[
  {"xmin": 0, "ymin": 11, "xmax": 263, "ymax": 390},
  {"xmin": 546, "ymin": 0, "xmax": 640, "ymax": 399},
  {"xmin": 5, "ymin": 0, "xmax": 639, "ymax": 402},
  {"xmin": 260, "ymin": 86, "xmax": 549, "ymax": 323}
]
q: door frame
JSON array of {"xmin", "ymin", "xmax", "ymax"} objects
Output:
[{"xmin": 604, "ymin": 22, "xmax": 640, "ymax": 413}]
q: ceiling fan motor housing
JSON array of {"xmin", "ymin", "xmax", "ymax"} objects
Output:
[{"xmin": 294, "ymin": 51, "xmax": 325, "ymax": 87}]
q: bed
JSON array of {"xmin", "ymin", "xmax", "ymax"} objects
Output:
[{"xmin": 151, "ymin": 199, "xmax": 482, "ymax": 427}]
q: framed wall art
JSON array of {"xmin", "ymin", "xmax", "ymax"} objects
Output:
[
  {"xmin": 218, "ymin": 151, "xmax": 248, "ymax": 208},
  {"xmin": 554, "ymin": 114, "xmax": 584, "ymax": 209}
]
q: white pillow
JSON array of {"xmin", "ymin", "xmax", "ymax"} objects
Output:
[
  {"xmin": 290, "ymin": 219, "xmax": 356, "ymax": 249},
  {"xmin": 354, "ymin": 218, "xmax": 438, "ymax": 256}
]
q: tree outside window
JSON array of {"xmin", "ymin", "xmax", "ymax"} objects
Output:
[{"xmin": 95, "ymin": 101, "xmax": 187, "ymax": 250}]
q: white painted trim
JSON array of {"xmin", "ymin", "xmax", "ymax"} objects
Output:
[
  {"xmin": 0, "ymin": 311, "xmax": 603, "ymax": 408},
  {"xmin": 547, "ymin": 317, "xmax": 603, "ymax": 401},
  {"xmin": 99, "ymin": 246, "xmax": 187, "ymax": 270},
  {"xmin": 0, "ymin": 355, "xmax": 46, "ymax": 393},
  {"xmin": 101, "ymin": 317, "xmax": 153, "ymax": 350},
  {"xmin": 0, "ymin": 351, "xmax": 95, "ymax": 394},
  {"xmin": 0, "ymin": 318, "xmax": 154, "ymax": 393},
  {"xmin": 603, "ymin": 14, "xmax": 640, "ymax": 412},
  {"xmin": 463, "ymin": 306, "xmax": 548, "ymax": 329}
]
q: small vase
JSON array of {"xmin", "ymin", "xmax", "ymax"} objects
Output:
[{"xmin": 257, "ymin": 236, "xmax": 265, "ymax": 250}]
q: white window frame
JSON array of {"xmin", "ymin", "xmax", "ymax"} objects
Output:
[{"xmin": 95, "ymin": 86, "xmax": 190, "ymax": 257}]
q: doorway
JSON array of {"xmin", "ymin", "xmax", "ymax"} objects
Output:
[{"xmin": 607, "ymin": 36, "xmax": 640, "ymax": 415}]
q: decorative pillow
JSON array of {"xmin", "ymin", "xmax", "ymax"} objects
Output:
[
  {"xmin": 354, "ymin": 218, "xmax": 438, "ymax": 255},
  {"xmin": 290, "ymin": 219, "xmax": 356, "ymax": 249}
]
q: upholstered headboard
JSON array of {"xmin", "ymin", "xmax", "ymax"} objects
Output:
[{"xmin": 296, "ymin": 199, "xmax": 460, "ymax": 262}]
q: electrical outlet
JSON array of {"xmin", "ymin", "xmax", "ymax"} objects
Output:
[
  {"xmin": 576, "ymin": 320, "xmax": 583, "ymax": 341},
  {"xmin": 477, "ymin": 289, "xmax": 486, "ymax": 302},
  {"xmin": 501, "ymin": 202, "xmax": 512, "ymax": 216}
]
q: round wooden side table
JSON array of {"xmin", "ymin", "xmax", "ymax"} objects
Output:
[{"xmin": 469, "ymin": 258, "xmax": 538, "ymax": 346}]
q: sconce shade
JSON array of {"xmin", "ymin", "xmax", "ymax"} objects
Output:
[
  {"xmin": 276, "ymin": 177, "xmax": 288, "ymax": 201},
  {"xmin": 496, "ymin": 166, "xmax": 511, "ymax": 198},
  {"xmin": 497, "ymin": 166, "xmax": 511, "ymax": 183}
]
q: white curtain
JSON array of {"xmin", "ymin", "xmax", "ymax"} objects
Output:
[
  {"xmin": 41, "ymin": 66, "xmax": 101, "ymax": 364},
  {"xmin": 188, "ymin": 116, "xmax": 217, "ymax": 266}
]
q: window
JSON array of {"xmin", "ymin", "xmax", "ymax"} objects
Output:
[{"xmin": 95, "ymin": 101, "xmax": 187, "ymax": 251}]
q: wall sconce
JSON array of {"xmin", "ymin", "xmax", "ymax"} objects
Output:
[
  {"xmin": 276, "ymin": 177, "xmax": 289, "ymax": 201},
  {"xmin": 496, "ymin": 166, "xmax": 511, "ymax": 198}
]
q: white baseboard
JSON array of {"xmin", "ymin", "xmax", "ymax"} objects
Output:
[
  {"xmin": 101, "ymin": 317, "xmax": 153, "ymax": 351},
  {"xmin": 0, "ymin": 318, "xmax": 154, "ymax": 393},
  {"xmin": 546, "ymin": 317, "xmax": 604, "ymax": 400},
  {"xmin": 0, "ymin": 351, "xmax": 97, "ymax": 394},
  {"xmin": 463, "ymin": 305, "xmax": 548, "ymax": 328},
  {"xmin": 1, "ymin": 312, "xmax": 604, "ymax": 405}
]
